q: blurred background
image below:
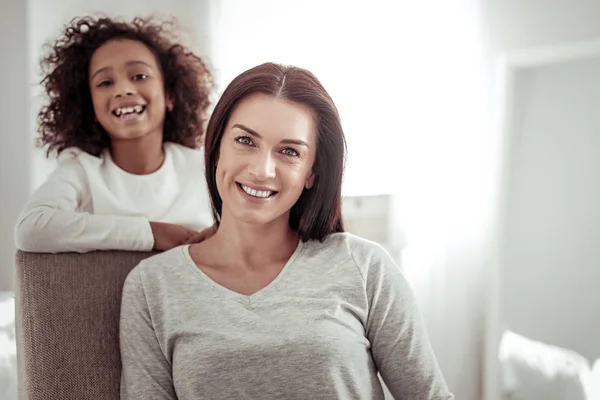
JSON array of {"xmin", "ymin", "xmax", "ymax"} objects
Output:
[{"xmin": 1, "ymin": 0, "xmax": 600, "ymax": 399}]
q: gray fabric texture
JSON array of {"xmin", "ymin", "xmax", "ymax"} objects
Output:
[
  {"xmin": 120, "ymin": 233, "xmax": 453, "ymax": 400},
  {"xmin": 15, "ymin": 250, "xmax": 156, "ymax": 399}
]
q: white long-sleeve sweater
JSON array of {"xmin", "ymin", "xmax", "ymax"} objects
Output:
[{"xmin": 14, "ymin": 142, "xmax": 213, "ymax": 253}]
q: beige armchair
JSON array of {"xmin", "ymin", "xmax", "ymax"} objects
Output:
[{"xmin": 14, "ymin": 250, "xmax": 156, "ymax": 400}]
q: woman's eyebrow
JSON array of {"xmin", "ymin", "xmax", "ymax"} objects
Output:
[{"xmin": 232, "ymin": 124, "xmax": 309, "ymax": 147}]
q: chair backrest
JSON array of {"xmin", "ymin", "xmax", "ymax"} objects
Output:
[{"xmin": 14, "ymin": 250, "xmax": 156, "ymax": 400}]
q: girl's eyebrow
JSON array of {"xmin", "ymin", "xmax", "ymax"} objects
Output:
[
  {"xmin": 125, "ymin": 60, "xmax": 154, "ymax": 69},
  {"xmin": 90, "ymin": 60, "xmax": 154, "ymax": 80}
]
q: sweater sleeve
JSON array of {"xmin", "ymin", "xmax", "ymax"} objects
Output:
[
  {"xmin": 120, "ymin": 265, "xmax": 177, "ymax": 400},
  {"xmin": 353, "ymin": 242, "xmax": 454, "ymax": 399},
  {"xmin": 13, "ymin": 157, "xmax": 154, "ymax": 253}
]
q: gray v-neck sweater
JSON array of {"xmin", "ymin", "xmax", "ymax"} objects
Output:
[{"xmin": 119, "ymin": 232, "xmax": 453, "ymax": 400}]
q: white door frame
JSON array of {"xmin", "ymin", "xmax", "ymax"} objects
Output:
[{"xmin": 483, "ymin": 37, "xmax": 600, "ymax": 400}]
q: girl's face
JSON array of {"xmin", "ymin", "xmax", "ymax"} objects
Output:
[
  {"xmin": 215, "ymin": 93, "xmax": 317, "ymax": 228},
  {"xmin": 88, "ymin": 38, "xmax": 172, "ymax": 144}
]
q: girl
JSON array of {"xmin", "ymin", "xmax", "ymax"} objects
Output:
[
  {"xmin": 14, "ymin": 16, "xmax": 215, "ymax": 253},
  {"xmin": 120, "ymin": 63, "xmax": 454, "ymax": 399}
]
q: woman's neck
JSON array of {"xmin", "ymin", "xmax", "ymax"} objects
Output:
[
  {"xmin": 110, "ymin": 133, "xmax": 164, "ymax": 175},
  {"xmin": 211, "ymin": 214, "xmax": 299, "ymax": 271}
]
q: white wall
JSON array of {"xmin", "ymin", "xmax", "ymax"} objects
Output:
[
  {"xmin": 503, "ymin": 57, "xmax": 600, "ymax": 361},
  {"xmin": 0, "ymin": 0, "xmax": 31, "ymax": 291},
  {"xmin": 482, "ymin": 0, "xmax": 600, "ymax": 53}
]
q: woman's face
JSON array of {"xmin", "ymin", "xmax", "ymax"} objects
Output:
[
  {"xmin": 88, "ymin": 38, "xmax": 171, "ymax": 143},
  {"xmin": 216, "ymin": 93, "xmax": 317, "ymax": 227}
]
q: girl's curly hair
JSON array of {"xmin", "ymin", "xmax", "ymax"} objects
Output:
[{"xmin": 38, "ymin": 16, "xmax": 213, "ymax": 157}]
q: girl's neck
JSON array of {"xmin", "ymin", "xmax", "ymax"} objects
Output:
[{"xmin": 109, "ymin": 134, "xmax": 164, "ymax": 175}]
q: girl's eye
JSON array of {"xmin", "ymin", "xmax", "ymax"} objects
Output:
[
  {"xmin": 97, "ymin": 80, "xmax": 111, "ymax": 88},
  {"xmin": 235, "ymin": 136, "xmax": 254, "ymax": 146},
  {"xmin": 281, "ymin": 148, "xmax": 299, "ymax": 157},
  {"xmin": 132, "ymin": 74, "xmax": 148, "ymax": 81}
]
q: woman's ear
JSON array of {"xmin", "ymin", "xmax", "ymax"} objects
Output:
[
  {"xmin": 305, "ymin": 172, "xmax": 315, "ymax": 189},
  {"xmin": 166, "ymin": 95, "xmax": 174, "ymax": 111}
]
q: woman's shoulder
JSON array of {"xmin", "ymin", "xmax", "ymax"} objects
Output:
[
  {"xmin": 304, "ymin": 232, "xmax": 394, "ymax": 269},
  {"xmin": 135, "ymin": 245, "xmax": 190, "ymax": 273},
  {"xmin": 314, "ymin": 233, "xmax": 404, "ymax": 290},
  {"xmin": 320, "ymin": 232, "xmax": 389, "ymax": 254},
  {"xmin": 126, "ymin": 246, "xmax": 192, "ymax": 288}
]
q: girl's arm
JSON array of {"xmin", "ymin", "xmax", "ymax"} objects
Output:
[{"xmin": 14, "ymin": 157, "xmax": 154, "ymax": 253}]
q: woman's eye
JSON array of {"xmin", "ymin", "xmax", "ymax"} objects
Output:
[
  {"xmin": 132, "ymin": 74, "xmax": 148, "ymax": 81},
  {"xmin": 97, "ymin": 80, "xmax": 111, "ymax": 87},
  {"xmin": 282, "ymin": 148, "xmax": 299, "ymax": 157},
  {"xmin": 235, "ymin": 136, "xmax": 254, "ymax": 146}
]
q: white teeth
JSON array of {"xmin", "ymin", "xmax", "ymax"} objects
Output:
[
  {"xmin": 114, "ymin": 105, "xmax": 145, "ymax": 117},
  {"xmin": 241, "ymin": 184, "xmax": 273, "ymax": 198}
]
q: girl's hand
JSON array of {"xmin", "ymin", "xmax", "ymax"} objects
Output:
[
  {"xmin": 150, "ymin": 222, "xmax": 198, "ymax": 251},
  {"xmin": 185, "ymin": 224, "xmax": 217, "ymax": 245}
]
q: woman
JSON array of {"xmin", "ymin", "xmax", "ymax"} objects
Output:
[{"xmin": 119, "ymin": 62, "xmax": 454, "ymax": 399}]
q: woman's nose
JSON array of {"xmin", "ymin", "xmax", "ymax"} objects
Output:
[{"xmin": 248, "ymin": 152, "xmax": 276, "ymax": 181}]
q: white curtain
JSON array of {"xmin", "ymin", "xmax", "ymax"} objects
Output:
[{"xmin": 208, "ymin": 1, "xmax": 503, "ymax": 399}]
